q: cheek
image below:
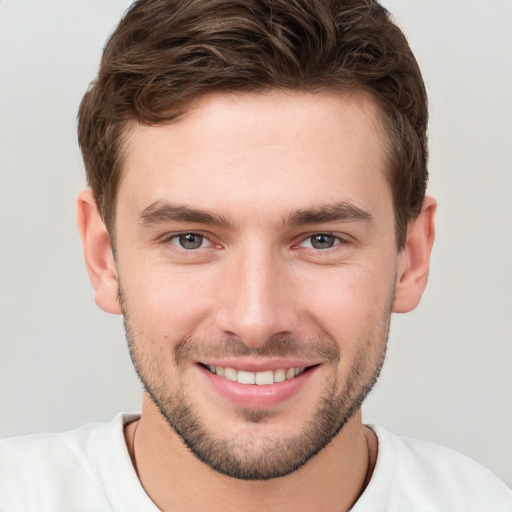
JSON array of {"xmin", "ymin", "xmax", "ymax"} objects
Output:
[
  {"xmin": 297, "ymin": 263, "xmax": 395, "ymax": 344},
  {"xmin": 302, "ymin": 263, "xmax": 392, "ymax": 311},
  {"xmin": 119, "ymin": 246, "xmax": 397, "ymax": 350},
  {"xmin": 122, "ymin": 266, "xmax": 217, "ymax": 340}
]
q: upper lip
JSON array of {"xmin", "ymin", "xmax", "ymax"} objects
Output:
[{"xmin": 197, "ymin": 358, "xmax": 319, "ymax": 372}]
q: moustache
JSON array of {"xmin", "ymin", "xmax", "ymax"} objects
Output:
[{"xmin": 174, "ymin": 334, "xmax": 341, "ymax": 367}]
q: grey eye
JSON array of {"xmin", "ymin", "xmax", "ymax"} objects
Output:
[
  {"xmin": 177, "ymin": 233, "xmax": 205, "ymax": 249},
  {"xmin": 309, "ymin": 233, "xmax": 336, "ymax": 249}
]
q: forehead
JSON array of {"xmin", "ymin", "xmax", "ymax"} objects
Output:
[{"xmin": 119, "ymin": 90, "xmax": 391, "ymax": 223}]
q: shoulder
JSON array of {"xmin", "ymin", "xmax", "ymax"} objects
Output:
[
  {"xmin": 0, "ymin": 413, "xmax": 138, "ymax": 512},
  {"xmin": 354, "ymin": 425, "xmax": 512, "ymax": 512}
]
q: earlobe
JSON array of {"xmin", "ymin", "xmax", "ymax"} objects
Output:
[
  {"xmin": 76, "ymin": 189, "xmax": 122, "ymax": 314},
  {"xmin": 393, "ymin": 196, "xmax": 436, "ymax": 313}
]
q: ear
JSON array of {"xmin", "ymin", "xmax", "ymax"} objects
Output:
[
  {"xmin": 76, "ymin": 189, "xmax": 122, "ymax": 314},
  {"xmin": 393, "ymin": 196, "xmax": 436, "ymax": 313}
]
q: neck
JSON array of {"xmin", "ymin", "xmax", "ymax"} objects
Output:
[{"xmin": 124, "ymin": 395, "xmax": 377, "ymax": 512}]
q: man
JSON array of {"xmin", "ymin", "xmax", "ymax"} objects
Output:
[{"xmin": 0, "ymin": 0, "xmax": 510, "ymax": 510}]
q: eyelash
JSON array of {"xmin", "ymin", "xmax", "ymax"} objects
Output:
[
  {"xmin": 160, "ymin": 231, "xmax": 349, "ymax": 255},
  {"xmin": 296, "ymin": 233, "xmax": 348, "ymax": 251},
  {"xmin": 160, "ymin": 232, "xmax": 215, "ymax": 252}
]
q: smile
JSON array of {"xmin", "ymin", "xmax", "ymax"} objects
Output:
[
  {"xmin": 206, "ymin": 365, "xmax": 306, "ymax": 385},
  {"xmin": 199, "ymin": 362, "xmax": 320, "ymax": 409}
]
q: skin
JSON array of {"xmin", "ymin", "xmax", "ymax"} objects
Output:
[{"xmin": 77, "ymin": 90, "xmax": 435, "ymax": 512}]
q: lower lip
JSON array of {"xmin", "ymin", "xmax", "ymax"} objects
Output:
[{"xmin": 198, "ymin": 365, "xmax": 318, "ymax": 409}]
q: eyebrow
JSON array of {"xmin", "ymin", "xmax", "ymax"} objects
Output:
[
  {"xmin": 138, "ymin": 201, "xmax": 232, "ymax": 227},
  {"xmin": 286, "ymin": 202, "xmax": 373, "ymax": 225},
  {"xmin": 138, "ymin": 200, "xmax": 373, "ymax": 228}
]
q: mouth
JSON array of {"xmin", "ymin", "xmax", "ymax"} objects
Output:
[
  {"xmin": 201, "ymin": 364, "xmax": 308, "ymax": 385},
  {"xmin": 197, "ymin": 361, "xmax": 320, "ymax": 409}
]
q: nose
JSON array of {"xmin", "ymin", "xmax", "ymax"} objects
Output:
[{"xmin": 214, "ymin": 244, "xmax": 299, "ymax": 348}]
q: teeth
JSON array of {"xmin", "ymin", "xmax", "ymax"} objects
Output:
[
  {"xmin": 206, "ymin": 365, "xmax": 306, "ymax": 385},
  {"xmin": 224, "ymin": 367, "xmax": 237, "ymax": 382},
  {"xmin": 255, "ymin": 370, "xmax": 274, "ymax": 385},
  {"xmin": 237, "ymin": 370, "xmax": 255, "ymax": 385},
  {"xmin": 274, "ymin": 368, "xmax": 286, "ymax": 383}
]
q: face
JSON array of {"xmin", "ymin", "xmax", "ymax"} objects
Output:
[{"xmin": 114, "ymin": 91, "xmax": 400, "ymax": 479}]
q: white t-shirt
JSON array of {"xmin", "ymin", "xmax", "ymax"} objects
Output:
[{"xmin": 0, "ymin": 413, "xmax": 510, "ymax": 511}]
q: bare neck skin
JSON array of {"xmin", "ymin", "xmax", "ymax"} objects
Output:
[{"xmin": 124, "ymin": 395, "xmax": 378, "ymax": 512}]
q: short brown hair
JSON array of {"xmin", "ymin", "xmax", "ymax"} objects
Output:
[{"xmin": 78, "ymin": 0, "xmax": 428, "ymax": 248}]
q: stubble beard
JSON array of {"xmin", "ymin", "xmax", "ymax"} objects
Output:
[{"xmin": 121, "ymin": 290, "xmax": 392, "ymax": 481}]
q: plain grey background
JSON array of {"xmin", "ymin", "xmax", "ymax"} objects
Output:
[{"xmin": 0, "ymin": 0, "xmax": 511, "ymax": 485}]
